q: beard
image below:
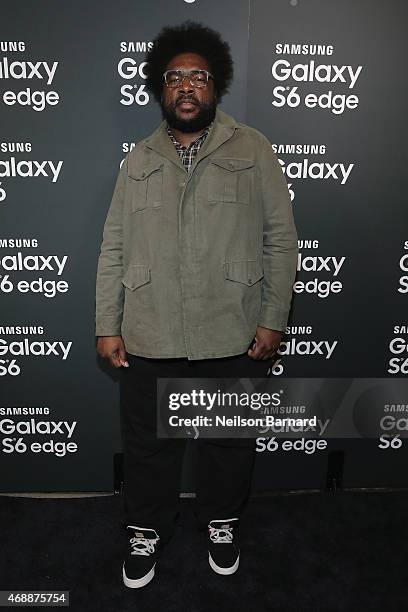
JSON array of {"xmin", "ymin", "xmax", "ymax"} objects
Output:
[{"xmin": 161, "ymin": 96, "xmax": 217, "ymax": 133}]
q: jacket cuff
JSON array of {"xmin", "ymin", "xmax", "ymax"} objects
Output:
[
  {"xmin": 95, "ymin": 315, "xmax": 122, "ymax": 337},
  {"xmin": 257, "ymin": 305, "xmax": 288, "ymax": 332}
]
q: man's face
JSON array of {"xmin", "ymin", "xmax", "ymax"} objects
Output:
[{"xmin": 161, "ymin": 52, "xmax": 217, "ymax": 133}]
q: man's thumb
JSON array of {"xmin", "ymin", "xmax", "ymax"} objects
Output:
[{"xmin": 118, "ymin": 345, "xmax": 129, "ymax": 367}]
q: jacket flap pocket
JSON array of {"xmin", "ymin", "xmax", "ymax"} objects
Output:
[
  {"xmin": 129, "ymin": 161, "xmax": 164, "ymax": 181},
  {"xmin": 224, "ymin": 260, "xmax": 264, "ymax": 286},
  {"xmin": 122, "ymin": 265, "xmax": 151, "ymax": 290},
  {"xmin": 211, "ymin": 158, "xmax": 254, "ymax": 172}
]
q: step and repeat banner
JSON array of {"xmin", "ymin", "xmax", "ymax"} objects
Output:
[
  {"xmin": 246, "ymin": 0, "xmax": 407, "ymax": 490},
  {"xmin": 0, "ymin": 0, "xmax": 406, "ymax": 492}
]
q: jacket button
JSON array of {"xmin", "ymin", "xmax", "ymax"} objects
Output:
[
  {"xmin": 228, "ymin": 161, "xmax": 234, "ymax": 168},
  {"xmin": 248, "ymin": 278, "xmax": 252, "ymax": 283},
  {"xmin": 141, "ymin": 171, "xmax": 146, "ymax": 178}
]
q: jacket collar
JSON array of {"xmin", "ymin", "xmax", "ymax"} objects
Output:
[{"xmin": 144, "ymin": 108, "xmax": 239, "ymax": 172}]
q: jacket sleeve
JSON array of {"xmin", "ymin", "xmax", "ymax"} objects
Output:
[
  {"xmin": 95, "ymin": 156, "xmax": 128, "ymax": 337},
  {"xmin": 257, "ymin": 136, "xmax": 298, "ymax": 331}
]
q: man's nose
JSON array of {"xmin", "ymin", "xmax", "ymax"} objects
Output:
[{"xmin": 178, "ymin": 75, "xmax": 194, "ymax": 93}]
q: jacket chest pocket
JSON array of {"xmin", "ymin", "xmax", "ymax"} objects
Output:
[
  {"xmin": 208, "ymin": 158, "xmax": 254, "ymax": 205},
  {"xmin": 128, "ymin": 162, "xmax": 163, "ymax": 212}
]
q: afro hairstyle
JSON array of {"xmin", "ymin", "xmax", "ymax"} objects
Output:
[{"xmin": 144, "ymin": 21, "xmax": 233, "ymax": 103}]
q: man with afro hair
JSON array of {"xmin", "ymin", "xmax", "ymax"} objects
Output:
[{"xmin": 96, "ymin": 21, "xmax": 298, "ymax": 588}]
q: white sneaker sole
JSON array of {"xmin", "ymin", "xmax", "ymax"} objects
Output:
[
  {"xmin": 208, "ymin": 552, "xmax": 240, "ymax": 575},
  {"xmin": 122, "ymin": 561, "xmax": 156, "ymax": 588}
]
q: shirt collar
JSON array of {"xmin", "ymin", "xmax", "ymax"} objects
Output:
[{"xmin": 166, "ymin": 122, "xmax": 213, "ymax": 148}]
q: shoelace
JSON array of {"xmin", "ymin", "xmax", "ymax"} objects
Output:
[
  {"xmin": 129, "ymin": 535, "xmax": 159, "ymax": 556},
  {"xmin": 209, "ymin": 525, "xmax": 234, "ymax": 544}
]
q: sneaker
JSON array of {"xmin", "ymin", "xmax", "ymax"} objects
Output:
[
  {"xmin": 122, "ymin": 526, "xmax": 160, "ymax": 588},
  {"xmin": 207, "ymin": 518, "xmax": 240, "ymax": 575}
]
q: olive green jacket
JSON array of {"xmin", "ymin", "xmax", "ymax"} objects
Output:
[{"xmin": 95, "ymin": 108, "xmax": 298, "ymax": 360}]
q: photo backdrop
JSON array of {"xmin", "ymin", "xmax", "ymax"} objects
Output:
[{"xmin": 0, "ymin": 0, "xmax": 407, "ymax": 492}]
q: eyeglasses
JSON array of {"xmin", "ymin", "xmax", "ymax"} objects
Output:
[{"xmin": 163, "ymin": 69, "xmax": 214, "ymax": 88}]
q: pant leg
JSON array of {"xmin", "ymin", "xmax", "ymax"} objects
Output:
[
  {"xmin": 193, "ymin": 352, "xmax": 270, "ymax": 528},
  {"xmin": 119, "ymin": 353, "xmax": 189, "ymax": 543}
]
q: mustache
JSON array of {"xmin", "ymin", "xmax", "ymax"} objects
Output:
[{"xmin": 176, "ymin": 96, "xmax": 199, "ymax": 105}]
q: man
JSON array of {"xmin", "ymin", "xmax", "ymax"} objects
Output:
[{"xmin": 95, "ymin": 22, "xmax": 298, "ymax": 588}]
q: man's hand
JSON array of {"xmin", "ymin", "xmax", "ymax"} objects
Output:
[
  {"xmin": 97, "ymin": 336, "xmax": 129, "ymax": 368},
  {"xmin": 247, "ymin": 326, "xmax": 282, "ymax": 361}
]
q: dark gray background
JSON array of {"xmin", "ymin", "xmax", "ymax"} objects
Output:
[{"xmin": 0, "ymin": 0, "xmax": 407, "ymax": 492}]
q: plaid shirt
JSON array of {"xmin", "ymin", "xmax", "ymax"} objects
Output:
[{"xmin": 166, "ymin": 123, "xmax": 212, "ymax": 172}]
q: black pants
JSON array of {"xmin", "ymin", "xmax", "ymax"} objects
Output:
[{"xmin": 119, "ymin": 350, "xmax": 270, "ymax": 543}]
